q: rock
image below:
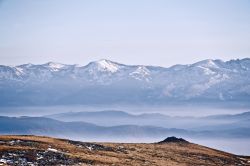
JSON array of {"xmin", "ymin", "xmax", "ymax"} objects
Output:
[{"xmin": 158, "ymin": 136, "xmax": 189, "ymax": 144}]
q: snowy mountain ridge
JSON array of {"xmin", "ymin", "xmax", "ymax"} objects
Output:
[{"xmin": 0, "ymin": 58, "xmax": 249, "ymax": 106}]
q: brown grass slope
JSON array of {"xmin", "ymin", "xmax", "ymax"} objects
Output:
[{"xmin": 0, "ymin": 135, "xmax": 249, "ymax": 166}]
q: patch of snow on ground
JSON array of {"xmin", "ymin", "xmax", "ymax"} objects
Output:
[{"xmin": 47, "ymin": 148, "xmax": 59, "ymax": 152}]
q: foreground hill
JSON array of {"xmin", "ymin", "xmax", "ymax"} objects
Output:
[
  {"xmin": 0, "ymin": 135, "xmax": 249, "ymax": 166},
  {"xmin": 0, "ymin": 58, "xmax": 250, "ymax": 106}
]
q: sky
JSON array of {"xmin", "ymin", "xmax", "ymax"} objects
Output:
[{"xmin": 0, "ymin": 0, "xmax": 249, "ymax": 67}]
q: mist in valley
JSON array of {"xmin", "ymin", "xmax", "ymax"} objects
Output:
[
  {"xmin": 0, "ymin": 105, "xmax": 249, "ymax": 155},
  {"xmin": 0, "ymin": 104, "xmax": 248, "ymax": 117}
]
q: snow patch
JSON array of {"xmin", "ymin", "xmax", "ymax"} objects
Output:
[
  {"xmin": 46, "ymin": 62, "xmax": 66, "ymax": 71},
  {"xmin": 86, "ymin": 146, "xmax": 93, "ymax": 151},
  {"xmin": 0, "ymin": 159, "xmax": 7, "ymax": 164},
  {"xmin": 47, "ymin": 148, "xmax": 59, "ymax": 152},
  {"xmin": 130, "ymin": 66, "xmax": 151, "ymax": 81},
  {"xmin": 94, "ymin": 59, "xmax": 119, "ymax": 73}
]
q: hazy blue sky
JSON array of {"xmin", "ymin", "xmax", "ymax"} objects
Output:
[{"xmin": 0, "ymin": 0, "xmax": 249, "ymax": 67}]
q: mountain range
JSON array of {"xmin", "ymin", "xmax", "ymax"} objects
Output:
[
  {"xmin": 1, "ymin": 115, "xmax": 250, "ymax": 141},
  {"xmin": 45, "ymin": 110, "xmax": 250, "ymax": 130},
  {"xmin": 1, "ymin": 110, "xmax": 250, "ymax": 141},
  {"xmin": 0, "ymin": 58, "xmax": 250, "ymax": 106}
]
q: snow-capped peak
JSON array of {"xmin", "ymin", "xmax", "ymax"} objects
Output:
[
  {"xmin": 44, "ymin": 62, "xmax": 66, "ymax": 71},
  {"xmin": 45, "ymin": 62, "xmax": 65, "ymax": 68},
  {"xmin": 130, "ymin": 66, "xmax": 151, "ymax": 81},
  {"xmin": 132, "ymin": 66, "xmax": 150, "ymax": 76},
  {"xmin": 192, "ymin": 59, "xmax": 221, "ymax": 68},
  {"xmin": 87, "ymin": 59, "xmax": 120, "ymax": 73},
  {"xmin": 17, "ymin": 63, "xmax": 34, "ymax": 68}
]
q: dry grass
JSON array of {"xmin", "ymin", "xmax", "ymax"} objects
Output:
[{"xmin": 0, "ymin": 135, "xmax": 249, "ymax": 166}]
